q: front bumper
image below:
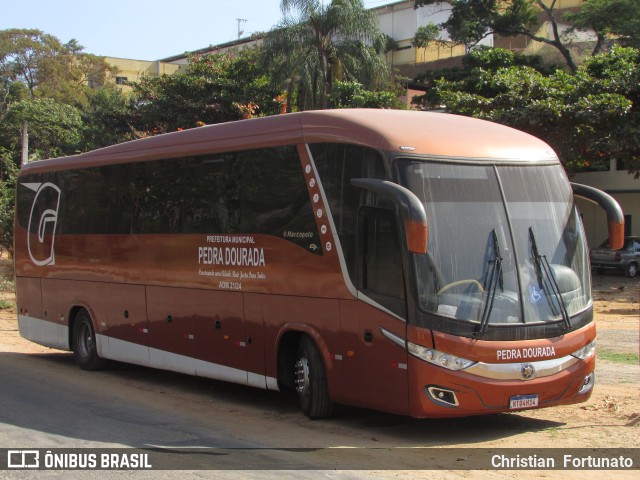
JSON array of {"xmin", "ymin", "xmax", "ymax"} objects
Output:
[{"xmin": 407, "ymin": 351, "xmax": 595, "ymax": 418}]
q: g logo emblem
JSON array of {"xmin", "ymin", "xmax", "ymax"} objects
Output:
[{"xmin": 24, "ymin": 182, "xmax": 61, "ymax": 266}]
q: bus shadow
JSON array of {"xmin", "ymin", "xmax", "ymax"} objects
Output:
[
  {"xmin": 0, "ymin": 350, "xmax": 564, "ymax": 448},
  {"xmin": 84, "ymin": 356, "xmax": 567, "ymax": 444}
]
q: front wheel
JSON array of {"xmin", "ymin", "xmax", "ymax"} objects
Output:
[
  {"xmin": 73, "ymin": 310, "xmax": 107, "ymax": 371},
  {"xmin": 626, "ymin": 262, "xmax": 638, "ymax": 278},
  {"xmin": 294, "ymin": 336, "xmax": 333, "ymax": 419}
]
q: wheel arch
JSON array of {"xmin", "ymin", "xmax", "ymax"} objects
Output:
[
  {"xmin": 67, "ymin": 304, "xmax": 96, "ymax": 352},
  {"xmin": 275, "ymin": 324, "xmax": 333, "ymax": 392}
]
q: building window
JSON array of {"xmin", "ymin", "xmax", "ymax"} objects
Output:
[{"xmin": 115, "ymin": 76, "xmax": 128, "ymax": 85}]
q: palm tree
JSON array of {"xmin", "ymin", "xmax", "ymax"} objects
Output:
[{"xmin": 262, "ymin": 0, "xmax": 390, "ymax": 110}]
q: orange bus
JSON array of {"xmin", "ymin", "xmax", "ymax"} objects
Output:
[{"xmin": 14, "ymin": 109, "xmax": 624, "ymax": 419}]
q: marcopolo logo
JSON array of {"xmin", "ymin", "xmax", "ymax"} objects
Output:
[{"xmin": 23, "ymin": 182, "xmax": 61, "ymax": 267}]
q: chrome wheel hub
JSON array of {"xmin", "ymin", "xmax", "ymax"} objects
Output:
[{"xmin": 294, "ymin": 357, "xmax": 310, "ymax": 395}]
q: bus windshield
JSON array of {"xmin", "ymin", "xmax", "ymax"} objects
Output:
[{"xmin": 398, "ymin": 160, "xmax": 591, "ymax": 328}]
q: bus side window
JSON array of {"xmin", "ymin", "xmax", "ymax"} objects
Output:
[
  {"xmin": 309, "ymin": 143, "xmax": 388, "ymax": 286},
  {"xmin": 357, "ymin": 206, "xmax": 406, "ymax": 318}
]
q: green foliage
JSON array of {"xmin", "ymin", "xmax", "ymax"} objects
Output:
[
  {"xmin": 0, "ymin": 300, "xmax": 14, "ymax": 310},
  {"xmin": 0, "ymin": 97, "xmax": 84, "ymax": 160},
  {"xmin": 36, "ymin": 49, "xmax": 115, "ymax": 108},
  {"xmin": 330, "ymin": 81, "xmax": 404, "ymax": 109},
  {"xmin": 263, "ymin": 0, "xmax": 392, "ymax": 110},
  {"xmin": 81, "ymin": 87, "xmax": 132, "ymax": 150},
  {"xmin": 130, "ymin": 48, "xmax": 284, "ymax": 135},
  {"xmin": 422, "ymin": 46, "xmax": 640, "ymax": 176},
  {"xmin": 463, "ymin": 47, "xmax": 516, "ymax": 70},
  {"xmin": 412, "ymin": 24, "xmax": 440, "ymax": 49},
  {"xmin": 0, "ymin": 29, "xmax": 114, "ymax": 112},
  {"xmin": 414, "ymin": 47, "xmax": 549, "ymax": 106},
  {"xmin": 566, "ymin": 0, "xmax": 640, "ymax": 54},
  {"xmin": 0, "ymin": 28, "xmax": 62, "ymax": 96},
  {"xmin": 414, "ymin": 0, "xmax": 640, "ymax": 72},
  {"xmin": 598, "ymin": 350, "xmax": 640, "ymax": 365},
  {"xmin": 414, "ymin": 0, "xmax": 576, "ymax": 71},
  {"xmin": 0, "ymin": 149, "xmax": 18, "ymax": 255},
  {"xmin": 0, "ymin": 277, "xmax": 15, "ymax": 293}
]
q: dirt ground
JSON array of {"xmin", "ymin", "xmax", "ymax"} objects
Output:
[{"xmin": 0, "ymin": 253, "xmax": 638, "ymax": 478}]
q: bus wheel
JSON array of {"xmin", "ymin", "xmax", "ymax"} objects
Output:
[
  {"xmin": 294, "ymin": 336, "xmax": 333, "ymax": 419},
  {"xmin": 73, "ymin": 310, "xmax": 107, "ymax": 371}
]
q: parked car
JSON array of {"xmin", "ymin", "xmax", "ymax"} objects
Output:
[{"xmin": 590, "ymin": 236, "xmax": 640, "ymax": 278}]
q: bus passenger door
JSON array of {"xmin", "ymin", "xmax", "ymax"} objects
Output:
[{"xmin": 340, "ymin": 207, "xmax": 409, "ymax": 415}]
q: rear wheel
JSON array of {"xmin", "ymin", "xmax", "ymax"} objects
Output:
[
  {"xmin": 626, "ymin": 262, "xmax": 638, "ymax": 278},
  {"xmin": 294, "ymin": 336, "xmax": 333, "ymax": 419},
  {"xmin": 73, "ymin": 310, "xmax": 107, "ymax": 370}
]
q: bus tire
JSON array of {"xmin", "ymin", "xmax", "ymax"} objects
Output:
[
  {"xmin": 73, "ymin": 310, "xmax": 107, "ymax": 371},
  {"xmin": 295, "ymin": 336, "xmax": 333, "ymax": 419}
]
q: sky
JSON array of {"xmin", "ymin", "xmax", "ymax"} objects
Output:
[{"xmin": 1, "ymin": 0, "xmax": 394, "ymax": 60}]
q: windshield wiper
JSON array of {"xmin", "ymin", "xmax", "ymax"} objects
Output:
[
  {"xmin": 477, "ymin": 229, "xmax": 503, "ymax": 338},
  {"xmin": 529, "ymin": 227, "xmax": 571, "ymax": 331}
]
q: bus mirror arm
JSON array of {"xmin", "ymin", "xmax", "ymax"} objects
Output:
[
  {"xmin": 351, "ymin": 178, "xmax": 428, "ymax": 254},
  {"xmin": 571, "ymin": 182, "xmax": 625, "ymax": 250}
]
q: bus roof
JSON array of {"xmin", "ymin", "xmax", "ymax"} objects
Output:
[{"xmin": 20, "ymin": 109, "xmax": 558, "ymax": 175}]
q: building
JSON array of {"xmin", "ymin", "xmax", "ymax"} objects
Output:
[
  {"xmin": 155, "ymin": 1, "xmax": 481, "ymax": 77},
  {"xmin": 113, "ymin": 1, "xmax": 596, "ymax": 80},
  {"xmin": 105, "ymin": 57, "xmax": 181, "ymax": 93}
]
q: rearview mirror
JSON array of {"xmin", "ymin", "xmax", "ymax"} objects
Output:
[
  {"xmin": 351, "ymin": 178, "xmax": 428, "ymax": 254},
  {"xmin": 571, "ymin": 182, "xmax": 624, "ymax": 250}
]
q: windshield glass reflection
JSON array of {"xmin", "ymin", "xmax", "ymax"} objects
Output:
[{"xmin": 398, "ymin": 160, "xmax": 591, "ymax": 328}]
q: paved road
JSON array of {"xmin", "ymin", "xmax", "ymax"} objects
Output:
[{"xmin": 0, "ymin": 347, "xmax": 591, "ymax": 478}]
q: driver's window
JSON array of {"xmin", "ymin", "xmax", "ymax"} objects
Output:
[{"xmin": 357, "ymin": 206, "xmax": 406, "ymax": 317}]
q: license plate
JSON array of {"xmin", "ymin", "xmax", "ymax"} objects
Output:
[{"xmin": 510, "ymin": 394, "xmax": 539, "ymax": 409}]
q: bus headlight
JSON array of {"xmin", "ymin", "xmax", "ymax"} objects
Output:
[
  {"xmin": 407, "ymin": 342, "xmax": 476, "ymax": 371},
  {"xmin": 571, "ymin": 340, "xmax": 596, "ymax": 360}
]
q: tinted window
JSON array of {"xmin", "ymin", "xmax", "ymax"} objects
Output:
[
  {"xmin": 16, "ymin": 146, "xmax": 320, "ymax": 253},
  {"xmin": 310, "ymin": 143, "xmax": 387, "ymax": 282},
  {"xmin": 58, "ymin": 165, "xmax": 134, "ymax": 235},
  {"xmin": 133, "ymin": 145, "xmax": 320, "ymax": 253},
  {"xmin": 358, "ymin": 207, "xmax": 406, "ymax": 317}
]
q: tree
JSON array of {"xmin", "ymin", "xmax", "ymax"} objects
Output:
[
  {"xmin": 129, "ymin": 48, "xmax": 284, "ymax": 135},
  {"xmin": 412, "ymin": 47, "xmax": 549, "ymax": 107},
  {"xmin": 422, "ymin": 46, "xmax": 640, "ymax": 176},
  {"xmin": 412, "ymin": 24, "xmax": 444, "ymax": 62},
  {"xmin": 412, "ymin": 24, "xmax": 441, "ymax": 50},
  {"xmin": 0, "ymin": 97, "xmax": 84, "ymax": 161},
  {"xmin": 0, "ymin": 149, "xmax": 18, "ymax": 256},
  {"xmin": 566, "ymin": 0, "xmax": 640, "ymax": 55},
  {"xmin": 414, "ymin": 0, "xmax": 579, "ymax": 72},
  {"xmin": 0, "ymin": 29, "xmax": 60, "ymax": 97},
  {"xmin": 0, "ymin": 29, "xmax": 114, "ymax": 113},
  {"xmin": 81, "ymin": 87, "xmax": 133, "ymax": 150},
  {"xmin": 36, "ymin": 45, "xmax": 115, "ymax": 108},
  {"xmin": 262, "ymin": 0, "xmax": 391, "ymax": 110},
  {"xmin": 329, "ymin": 80, "xmax": 404, "ymax": 108}
]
